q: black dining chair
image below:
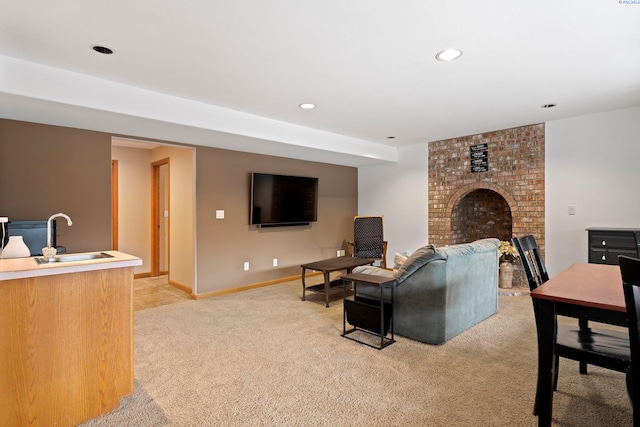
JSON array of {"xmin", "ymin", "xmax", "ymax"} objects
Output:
[
  {"xmin": 513, "ymin": 235, "xmax": 631, "ymax": 395},
  {"xmin": 619, "ymin": 255, "xmax": 640, "ymax": 426}
]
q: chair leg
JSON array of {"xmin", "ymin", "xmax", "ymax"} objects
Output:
[
  {"xmin": 579, "ymin": 360, "xmax": 588, "ymax": 375},
  {"xmin": 627, "ymin": 369, "xmax": 640, "ymax": 427},
  {"xmin": 578, "ymin": 317, "xmax": 590, "ymax": 375},
  {"xmin": 553, "ymin": 354, "xmax": 560, "ymax": 391},
  {"xmin": 578, "ymin": 318, "xmax": 591, "ymax": 375}
]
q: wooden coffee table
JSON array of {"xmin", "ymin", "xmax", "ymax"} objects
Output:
[{"xmin": 300, "ymin": 256, "xmax": 376, "ymax": 307}]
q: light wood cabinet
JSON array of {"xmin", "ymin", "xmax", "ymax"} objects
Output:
[{"xmin": 0, "ymin": 267, "xmax": 134, "ymax": 427}]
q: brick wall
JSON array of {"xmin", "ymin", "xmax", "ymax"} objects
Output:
[{"xmin": 428, "ymin": 123, "xmax": 545, "ymax": 287}]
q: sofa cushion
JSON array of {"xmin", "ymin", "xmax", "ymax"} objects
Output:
[
  {"xmin": 352, "ymin": 265, "xmax": 395, "ymax": 277},
  {"xmin": 395, "ymin": 245, "xmax": 445, "ymax": 284}
]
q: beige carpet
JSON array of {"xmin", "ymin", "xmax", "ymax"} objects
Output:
[{"xmin": 81, "ymin": 277, "xmax": 632, "ymax": 426}]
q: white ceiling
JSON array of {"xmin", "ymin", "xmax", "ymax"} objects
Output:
[{"xmin": 1, "ymin": 0, "xmax": 639, "ymax": 167}]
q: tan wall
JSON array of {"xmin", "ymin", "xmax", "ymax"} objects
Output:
[
  {"xmin": 195, "ymin": 147, "xmax": 357, "ymax": 294},
  {"xmin": 0, "ymin": 119, "xmax": 358, "ymax": 295},
  {"xmin": 0, "ymin": 120, "xmax": 111, "ymax": 252},
  {"xmin": 111, "ymin": 146, "xmax": 152, "ymax": 274}
]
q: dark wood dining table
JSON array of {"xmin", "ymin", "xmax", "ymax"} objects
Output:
[{"xmin": 530, "ymin": 262, "xmax": 627, "ymax": 426}]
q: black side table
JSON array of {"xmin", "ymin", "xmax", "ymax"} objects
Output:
[{"xmin": 340, "ymin": 273, "xmax": 396, "ymax": 350}]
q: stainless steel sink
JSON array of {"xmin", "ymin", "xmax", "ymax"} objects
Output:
[{"xmin": 34, "ymin": 252, "xmax": 114, "ymax": 264}]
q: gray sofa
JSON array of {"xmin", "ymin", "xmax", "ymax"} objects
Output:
[{"xmin": 352, "ymin": 238, "xmax": 500, "ymax": 345}]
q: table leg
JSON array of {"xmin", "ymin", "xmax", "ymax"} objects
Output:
[
  {"xmin": 343, "ymin": 278, "xmax": 347, "ymax": 334},
  {"xmin": 380, "ymin": 286, "xmax": 384, "ymax": 349},
  {"xmin": 301, "ymin": 267, "xmax": 307, "ymax": 301},
  {"xmin": 390, "ymin": 286, "xmax": 394, "ymax": 341},
  {"xmin": 534, "ymin": 298, "xmax": 557, "ymax": 426},
  {"xmin": 323, "ymin": 271, "xmax": 331, "ymax": 308}
]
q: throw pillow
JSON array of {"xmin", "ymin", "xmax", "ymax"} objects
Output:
[{"xmin": 393, "ymin": 253, "xmax": 408, "ymax": 272}]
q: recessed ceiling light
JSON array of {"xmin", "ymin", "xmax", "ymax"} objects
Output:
[
  {"xmin": 541, "ymin": 103, "xmax": 557, "ymax": 108},
  {"xmin": 299, "ymin": 103, "xmax": 316, "ymax": 109},
  {"xmin": 435, "ymin": 48, "xmax": 462, "ymax": 61},
  {"xmin": 91, "ymin": 45, "xmax": 114, "ymax": 55}
]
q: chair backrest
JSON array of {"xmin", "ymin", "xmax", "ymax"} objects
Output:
[
  {"xmin": 353, "ymin": 216, "xmax": 384, "ymax": 258},
  {"xmin": 512, "ymin": 235, "xmax": 549, "ymax": 291},
  {"xmin": 619, "ymin": 255, "xmax": 640, "ymax": 404}
]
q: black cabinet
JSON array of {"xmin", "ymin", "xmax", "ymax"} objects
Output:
[{"xmin": 587, "ymin": 228, "xmax": 640, "ymax": 265}]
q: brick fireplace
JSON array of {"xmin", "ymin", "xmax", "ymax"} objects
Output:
[{"xmin": 428, "ymin": 124, "xmax": 545, "ymax": 288}]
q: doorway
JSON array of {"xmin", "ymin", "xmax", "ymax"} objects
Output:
[
  {"xmin": 111, "ymin": 138, "xmax": 195, "ymax": 291},
  {"xmin": 151, "ymin": 158, "xmax": 170, "ymax": 277}
]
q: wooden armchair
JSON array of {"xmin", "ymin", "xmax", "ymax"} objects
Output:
[{"xmin": 347, "ymin": 216, "xmax": 387, "ymax": 269}]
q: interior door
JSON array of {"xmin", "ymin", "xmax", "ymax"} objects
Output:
[
  {"xmin": 151, "ymin": 158, "xmax": 170, "ymax": 276},
  {"xmin": 111, "ymin": 160, "xmax": 118, "ymax": 250}
]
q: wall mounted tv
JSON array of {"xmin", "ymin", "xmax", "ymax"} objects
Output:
[{"xmin": 250, "ymin": 172, "xmax": 319, "ymax": 227}]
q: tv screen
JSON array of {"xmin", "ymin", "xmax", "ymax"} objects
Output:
[{"xmin": 250, "ymin": 173, "xmax": 318, "ymax": 226}]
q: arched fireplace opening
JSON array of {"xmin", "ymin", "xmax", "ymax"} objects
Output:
[{"xmin": 450, "ymin": 189, "xmax": 513, "ymax": 245}]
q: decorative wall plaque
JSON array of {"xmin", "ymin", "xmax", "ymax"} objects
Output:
[{"xmin": 470, "ymin": 143, "xmax": 488, "ymax": 172}]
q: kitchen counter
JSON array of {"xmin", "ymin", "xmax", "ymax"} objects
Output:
[
  {"xmin": 0, "ymin": 250, "xmax": 141, "ymax": 426},
  {"xmin": 0, "ymin": 250, "xmax": 141, "ymax": 280}
]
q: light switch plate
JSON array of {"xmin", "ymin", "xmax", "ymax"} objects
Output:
[{"xmin": 216, "ymin": 210, "xmax": 224, "ymax": 219}]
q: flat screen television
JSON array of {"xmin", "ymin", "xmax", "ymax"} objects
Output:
[{"xmin": 250, "ymin": 173, "xmax": 318, "ymax": 227}]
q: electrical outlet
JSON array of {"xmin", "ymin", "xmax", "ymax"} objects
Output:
[
  {"xmin": 340, "ymin": 249, "xmax": 345, "ymax": 256},
  {"xmin": 337, "ymin": 250, "xmax": 341, "ymax": 257},
  {"xmin": 244, "ymin": 262, "xmax": 249, "ymax": 271},
  {"xmin": 568, "ymin": 205, "xmax": 576, "ymax": 215},
  {"xmin": 273, "ymin": 258, "xmax": 278, "ymax": 267}
]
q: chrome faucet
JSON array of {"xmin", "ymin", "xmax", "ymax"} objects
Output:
[{"xmin": 45, "ymin": 213, "xmax": 72, "ymax": 258}]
